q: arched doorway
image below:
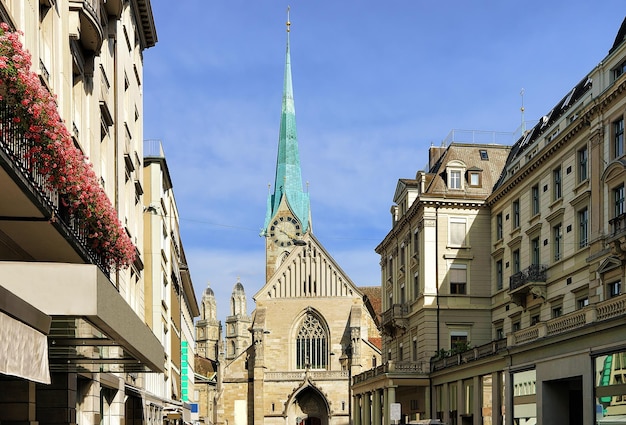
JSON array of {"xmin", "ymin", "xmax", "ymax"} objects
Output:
[{"xmin": 289, "ymin": 386, "xmax": 329, "ymax": 425}]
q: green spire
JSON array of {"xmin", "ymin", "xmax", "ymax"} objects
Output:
[{"xmin": 263, "ymin": 10, "xmax": 310, "ymax": 235}]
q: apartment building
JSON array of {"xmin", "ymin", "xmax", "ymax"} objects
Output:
[
  {"xmin": 144, "ymin": 140, "xmax": 200, "ymax": 424},
  {"xmin": 354, "ymin": 16, "xmax": 626, "ymax": 425},
  {"xmin": 0, "ymin": 2, "xmax": 197, "ymax": 425},
  {"xmin": 351, "ymin": 137, "xmax": 511, "ymax": 425}
]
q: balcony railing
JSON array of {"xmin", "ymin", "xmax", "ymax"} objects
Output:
[
  {"xmin": 381, "ymin": 303, "xmax": 410, "ymax": 335},
  {"xmin": 352, "ymin": 360, "xmax": 428, "ymax": 385},
  {"xmin": 265, "ymin": 370, "xmax": 348, "ymax": 381},
  {"xmin": 509, "ymin": 293, "xmax": 626, "ymax": 346},
  {"xmin": 510, "ymin": 264, "xmax": 547, "ymax": 290},
  {"xmin": 431, "ymin": 339, "xmax": 507, "ymax": 372},
  {"xmin": 609, "ymin": 213, "xmax": 626, "ymax": 238},
  {"xmin": 0, "ymin": 101, "xmax": 109, "ymax": 274}
]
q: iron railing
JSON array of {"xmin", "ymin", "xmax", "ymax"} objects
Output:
[
  {"xmin": 0, "ymin": 100, "xmax": 110, "ymax": 274},
  {"xmin": 510, "ymin": 264, "xmax": 547, "ymax": 290}
]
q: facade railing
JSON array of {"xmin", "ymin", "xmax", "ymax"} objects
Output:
[
  {"xmin": 352, "ymin": 360, "xmax": 428, "ymax": 384},
  {"xmin": 381, "ymin": 303, "xmax": 409, "ymax": 327},
  {"xmin": 509, "ymin": 293, "xmax": 626, "ymax": 346},
  {"xmin": 609, "ymin": 213, "xmax": 626, "ymax": 238},
  {"xmin": 0, "ymin": 100, "xmax": 109, "ymax": 274},
  {"xmin": 265, "ymin": 370, "xmax": 348, "ymax": 381},
  {"xmin": 431, "ymin": 339, "xmax": 507, "ymax": 372},
  {"xmin": 510, "ymin": 264, "xmax": 547, "ymax": 290}
]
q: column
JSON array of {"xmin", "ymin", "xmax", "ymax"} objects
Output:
[
  {"xmin": 387, "ymin": 386, "xmax": 396, "ymax": 425},
  {"xmin": 353, "ymin": 394, "xmax": 361, "ymax": 425},
  {"xmin": 363, "ymin": 392, "xmax": 371, "ymax": 425},
  {"xmin": 373, "ymin": 389, "xmax": 382, "ymax": 425}
]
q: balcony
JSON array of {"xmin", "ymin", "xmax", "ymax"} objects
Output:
[
  {"xmin": 381, "ymin": 303, "xmax": 409, "ymax": 335},
  {"xmin": 509, "ymin": 293, "xmax": 626, "ymax": 346},
  {"xmin": 0, "ymin": 101, "xmax": 110, "ymax": 274},
  {"xmin": 69, "ymin": 0, "xmax": 104, "ymax": 53},
  {"xmin": 509, "ymin": 264, "xmax": 547, "ymax": 307},
  {"xmin": 608, "ymin": 213, "xmax": 626, "ymax": 258},
  {"xmin": 352, "ymin": 360, "xmax": 429, "ymax": 385}
]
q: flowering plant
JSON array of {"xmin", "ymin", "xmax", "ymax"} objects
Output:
[{"xmin": 0, "ymin": 23, "xmax": 135, "ymax": 269}]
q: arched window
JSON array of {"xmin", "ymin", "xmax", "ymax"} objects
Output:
[{"xmin": 296, "ymin": 313, "xmax": 328, "ymax": 369}]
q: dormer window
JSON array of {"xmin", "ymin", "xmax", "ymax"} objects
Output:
[
  {"xmin": 449, "ymin": 170, "xmax": 462, "ymax": 189},
  {"xmin": 446, "ymin": 160, "xmax": 466, "ymax": 190},
  {"xmin": 467, "ymin": 167, "xmax": 482, "ymax": 187}
]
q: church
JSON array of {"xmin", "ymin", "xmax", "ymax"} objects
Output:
[{"xmin": 195, "ymin": 14, "xmax": 382, "ymax": 425}]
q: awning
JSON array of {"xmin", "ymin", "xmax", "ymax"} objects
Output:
[
  {"xmin": 0, "ymin": 286, "xmax": 51, "ymax": 384},
  {"xmin": 0, "ymin": 262, "xmax": 164, "ymax": 373}
]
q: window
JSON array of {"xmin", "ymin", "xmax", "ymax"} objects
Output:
[
  {"xmin": 496, "ymin": 259, "xmax": 503, "ymax": 290},
  {"xmin": 469, "ymin": 171, "xmax": 481, "ymax": 187},
  {"xmin": 579, "ymin": 207, "xmax": 588, "ymax": 248},
  {"xmin": 532, "ymin": 184, "xmax": 540, "ymax": 215},
  {"xmin": 552, "ymin": 306, "xmax": 563, "ymax": 318},
  {"xmin": 449, "ymin": 217, "xmax": 467, "ymax": 247},
  {"xmin": 608, "ymin": 281, "xmax": 621, "ymax": 298},
  {"xmin": 614, "ymin": 118, "xmax": 624, "ymax": 159},
  {"xmin": 577, "ymin": 297, "xmax": 589, "ymax": 309},
  {"xmin": 413, "ymin": 229, "xmax": 419, "ymax": 255},
  {"xmin": 496, "ymin": 213, "xmax": 503, "ymax": 240},
  {"xmin": 512, "ymin": 249, "xmax": 520, "ymax": 274},
  {"xmin": 553, "ymin": 223, "xmax": 562, "ymax": 262},
  {"xmin": 450, "ymin": 331, "xmax": 468, "ymax": 349},
  {"xmin": 614, "ymin": 60, "xmax": 626, "ymax": 80},
  {"xmin": 512, "ymin": 321, "xmax": 521, "ymax": 332},
  {"xmin": 449, "ymin": 169, "xmax": 462, "ymax": 189},
  {"xmin": 496, "ymin": 328, "xmax": 504, "ymax": 340},
  {"xmin": 531, "ymin": 237, "xmax": 540, "ymax": 266},
  {"xmin": 296, "ymin": 313, "xmax": 328, "ymax": 369},
  {"xmin": 399, "ymin": 343, "xmax": 404, "ymax": 360},
  {"xmin": 450, "ymin": 264, "xmax": 467, "ymax": 295},
  {"xmin": 513, "ymin": 199, "xmax": 520, "ymax": 229},
  {"xmin": 413, "ymin": 273, "xmax": 419, "ymax": 299},
  {"xmin": 578, "ymin": 146, "xmax": 588, "ymax": 182},
  {"xmin": 530, "ymin": 313, "xmax": 540, "ymax": 325},
  {"xmin": 479, "ymin": 149, "xmax": 489, "ymax": 160},
  {"xmin": 412, "ymin": 338, "xmax": 418, "ymax": 361},
  {"xmin": 553, "ymin": 166, "xmax": 562, "ymax": 201},
  {"xmin": 614, "ymin": 185, "xmax": 625, "ymax": 218}
]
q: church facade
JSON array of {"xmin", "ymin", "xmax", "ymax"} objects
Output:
[{"xmin": 195, "ymin": 15, "xmax": 382, "ymax": 425}]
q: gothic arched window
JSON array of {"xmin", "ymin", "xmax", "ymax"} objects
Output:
[{"xmin": 296, "ymin": 313, "xmax": 328, "ymax": 369}]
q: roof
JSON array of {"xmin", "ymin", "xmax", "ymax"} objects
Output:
[
  {"xmin": 263, "ymin": 28, "xmax": 310, "ymax": 234},
  {"xmin": 426, "ymin": 143, "xmax": 511, "ymax": 197}
]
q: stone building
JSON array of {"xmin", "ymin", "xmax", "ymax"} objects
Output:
[
  {"xmin": 353, "ymin": 16, "xmax": 626, "ymax": 425},
  {"xmin": 0, "ymin": 2, "xmax": 199, "ymax": 425},
  {"xmin": 217, "ymin": 17, "xmax": 382, "ymax": 425}
]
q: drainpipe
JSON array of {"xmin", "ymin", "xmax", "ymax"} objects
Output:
[{"xmin": 435, "ymin": 203, "xmax": 440, "ymax": 352}]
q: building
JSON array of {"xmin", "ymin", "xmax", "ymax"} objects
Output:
[
  {"xmin": 216, "ymin": 16, "xmax": 382, "ymax": 425},
  {"xmin": 0, "ymin": 2, "xmax": 196, "ymax": 425},
  {"xmin": 351, "ymin": 137, "xmax": 511, "ymax": 424},
  {"xmin": 354, "ymin": 16, "xmax": 626, "ymax": 425},
  {"xmin": 144, "ymin": 140, "xmax": 201, "ymax": 423}
]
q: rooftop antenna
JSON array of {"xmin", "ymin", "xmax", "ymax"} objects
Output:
[
  {"xmin": 520, "ymin": 88, "xmax": 526, "ymax": 134},
  {"xmin": 286, "ymin": 6, "xmax": 291, "ymax": 32}
]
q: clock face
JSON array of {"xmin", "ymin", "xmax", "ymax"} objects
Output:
[{"xmin": 268, "ymin": 215, "xmax": 302, "ymax": 247}]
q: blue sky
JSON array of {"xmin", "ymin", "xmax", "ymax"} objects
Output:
[{"xmin": 143, "ymin": 1, "xmax": 625, "ymax": 323}]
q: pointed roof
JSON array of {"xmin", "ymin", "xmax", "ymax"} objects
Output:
[{"xmin": 263, "ymin": 13, "xmax": 310, "ymax": 234}]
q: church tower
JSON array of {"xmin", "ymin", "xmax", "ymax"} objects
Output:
[
  {"xmin": 262, "ymin": 12, "xmax": 311, "ymax": 281},
  {"xmin": 224, "ymin": 278, "xmax": 252, "ymax": 360},
  {"xmin": 195, "ymin": 283, "xmax": 222, "ymax": 360}
]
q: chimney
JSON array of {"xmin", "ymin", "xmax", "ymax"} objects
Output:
[{"xmin": 429, "ymin": 144, "xmax": 446, "ymax": 170}]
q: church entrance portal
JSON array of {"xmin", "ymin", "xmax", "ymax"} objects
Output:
[{"xmin": 290, "ymin": 386, "xmax": 329, "ymax": 425}]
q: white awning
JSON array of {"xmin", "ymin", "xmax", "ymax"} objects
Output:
[{"xmin": 0, "ymin": 310, "xmax": 50, "ymax": 384}]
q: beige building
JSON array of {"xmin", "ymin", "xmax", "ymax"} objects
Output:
[
  {"xmin": 355, "ymin": 16, "xmax": 626, "ymax": 425},
  {"xmin": 212, "ymin": 19, "xmax": 383, "ymax": 425},
  {"xmin": 144, "ymin": 140, "xmax": 201, "ymax": 423},
  {"xmin": 351, "ymin": 139, "xmax": 511, "ymax": 424},
  {"xmin": 0, "ymin": 2, "xmax": 198, "ymax": 425}
]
